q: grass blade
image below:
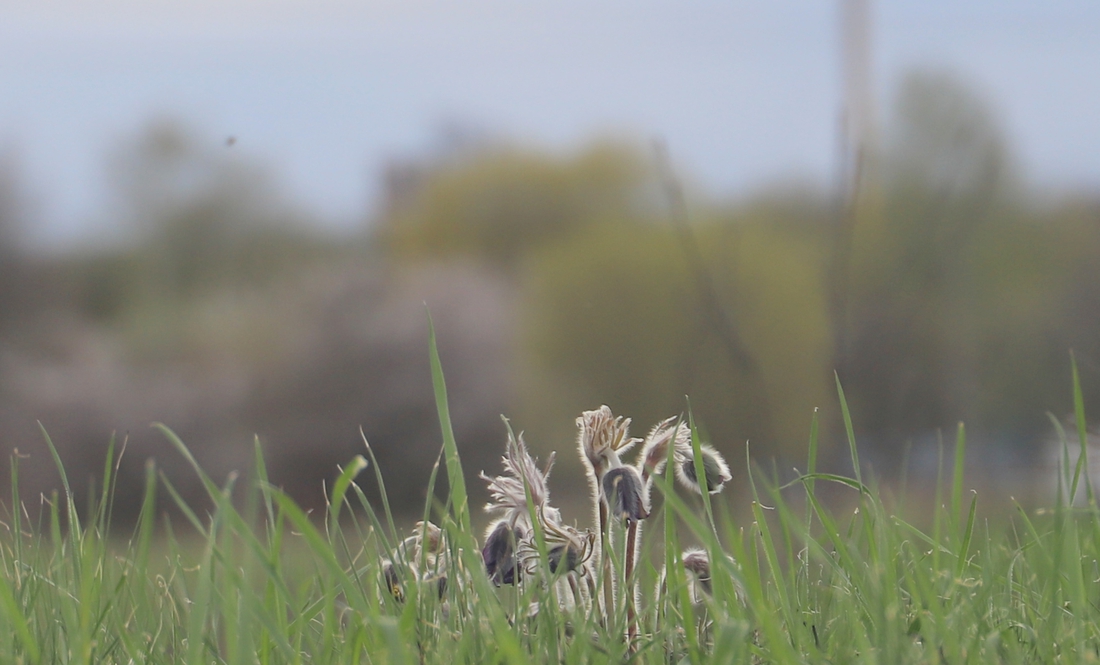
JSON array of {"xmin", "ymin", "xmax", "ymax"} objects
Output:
[
  {"xmin": 834, "ymin": 373, "xmax": 863, "ymax": 493},
  {"xmin": 427, "ymin": 311, "xmax": 471, "ymax": 535}
]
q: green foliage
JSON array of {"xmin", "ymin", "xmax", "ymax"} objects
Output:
[
  {"xmin": 0, "ymin": 344, "xmax": 1098, "ymax": 663},
  {"xmin": 838, "ymin": 72, "xmax": 1100, "ymax": 447},
  {"xmin": 44, "ymin": 121, "xmax": 368, "ymax": 384},
  {"xmin": 383, "ymin": 141, "xmax": 652, "ymax": 267},
  {"xmin": 523, "ymin": 213, "xmax": 833, "ymax": 461},
  {"xmin": 378, "ymin": 70, "xmax": 1100, "ymax": 468}
]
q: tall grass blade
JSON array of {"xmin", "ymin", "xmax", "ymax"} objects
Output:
[
  {"xmin": 427, "ymin": 312, "xmax": 471, "ymax": 535},
  {"xmin": 834, "ymin": 373, "xmax": 863, "ymax": 492},
  {"xmin": 955, "ymin": 491, "xmax": 977, "ymax": 579},
  {"xmin": 951, "ymin": 422, "xmax": 966, "ymax": 532},
  {"xmin": 1071, "ymin": 353, "xmax": 1093, "ymax": 505},
  {"xmin": 0, "ymin": 570, "xmax": 39, "ymax": 663},
  {"xmin": 327, "ymin": 455, "xmax": 368, "ymax": 536},
  {"xmin": 361, "ymin": 427, "xmax": 399, "ymax": 545},
  {"xmin": 38, "ymin": 422, "xmax": 81, "ymax": 550}
]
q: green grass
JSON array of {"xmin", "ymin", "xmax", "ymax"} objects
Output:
[{"xmin": 0, "ymin": 336, "xmax": 1098, "ymax": 663}]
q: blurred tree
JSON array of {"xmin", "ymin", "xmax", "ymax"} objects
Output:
[
  {"xmin": 0, "ymin": 152, "xmax": 33, "ymax": 333},
  {"xmin": 1056, "ymin": 200, "xmax": 1100, "ymax": 404},
  {"xmin": 381, "ymin": 141, "xmax": 655, "ymax": 269},
  {"xmin": 0, "ymin": 121, "xmax": 348, "ymax": 521},
  {"xmin": 66, "ymin": 117, "xmax": 342, "ymax": 362},
  {"xmin": 20, "ymin": 118, "xmax": 515, "ymax": 522},
  {"xmin": 382, "ymin": 139, "xmax": 836, "ymax": 466},
  {"xmin": 105, "ymin": 119, "xmax": 322, "ymax": 304},
  {"xmin": 523, "ymin": 206, "xmax": 833, "ymax": 464},
  {"xmin": 839, "ymin": 70, "xmax": 1076, "ymax": 461}
]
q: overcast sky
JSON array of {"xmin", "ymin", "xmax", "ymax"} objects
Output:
[{"xmin": 1, "ymin": 0, "xmax": 1098, "ymax": 247}]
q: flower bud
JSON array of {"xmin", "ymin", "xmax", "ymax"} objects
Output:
[
  {"xmin": 638, "ymin": 416, "xmax": 685, "ymax": 478},
  {"xmin": 382, "ymin": 560, "xmax": 404, "ymax": 603},
  {"xmin": 482, "ymin": 520, "xmax": 523, "ymax": 586},
  {"xmin": 601, "ymin": 466, "xmax": 649, "ymax": 524},
  {"xmin": 675, "ymin": 444, "xmax": 731, "ymax": 495},
  {"xmin": 548, "ymin": 543, "xmax": 579, "ymax": 574},
  {"xmin": 682, "ymin": 549, "xmax": 712, "ymax": 595}
]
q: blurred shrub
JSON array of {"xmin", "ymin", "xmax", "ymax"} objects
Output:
[
  {"xmin": 521, "ymin": 209, "xmax": 833, "ymax": 464},
  {"xmin": 0, "ymin": 120, "xmax": 515, "ymax": 523},
  {"xmin": 382, "ymin": 141, "xmax": 654, "ymax": 268},
  {"xmin": 381, "ymin": 71, "xmax": 1100, "ymax": 476},
  {"xmin": 381, "ymin": 138, "xmax": 834, "ymax": 466},
  {"xmin": 838, "ymin": 71, "xmax": 1100, "ymax": 458}
]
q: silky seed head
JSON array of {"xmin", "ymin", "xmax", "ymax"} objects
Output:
[
  {"xmin": 481, "ymin": 430, "xmax": 555, "ymax": 524},
  {"xmin": 414, "ymin": 521, "xmax": 444, "ymax": 555},
  {"xmin": 517, "ymin": 514, "xmax": 593, "ymax": 577}
]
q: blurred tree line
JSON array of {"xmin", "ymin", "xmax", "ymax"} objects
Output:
[
  {"xmin": 0, "ymin": 121, "xmax": 515, "ymax": 520},
  {"xmin": 0, "ymin": 70, "xmax": 1097, "ymax": 521},
  {"xmin": 385, "ymin": 70, "xmax": 1100, "ymax": 483}
]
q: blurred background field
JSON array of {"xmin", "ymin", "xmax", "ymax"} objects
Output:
[{"xmin": 0, "ymin": 0, "xmax": 1098, "ymax": 524}]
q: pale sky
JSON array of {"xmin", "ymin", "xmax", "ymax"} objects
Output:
[{"xmin": 1, "ymin": 1, "xmax": 1098, "ymax": 247}]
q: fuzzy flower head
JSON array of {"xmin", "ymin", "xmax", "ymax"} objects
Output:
[
  {"xmin": 638, "ymin": 416, "xmax": 691, "ymax": 479},
  {"xmin": 516, "ymin": 510, "xmax": 595, "ymax": 577},
  {"xmin": 682, "ymin": 548, "xmax": 713, "ymax": 597},
  {"xmin": 480, "ymin": 430, "xmax": 558, "ymax": 525},
  {"xmin": 601, "ymin": 465, "xmax": 650, "ymax": 524},
  {"xmin": 392, "ymin": 520, "xmax": 445, "ymax": 564},
  {"xmin": 383, "ymin": 521, "xmax": 448, "ymax": 603},
  {"xmin": 482, "ymin": 519, "xmax": 525, "ymax": 586},
  {"xmin": 577, "ymin": 405, "xmax": 640, "ymax": 477},
  {"xmin": 674, "ymin": 443, "xmax": 732, "ymax": 495}
]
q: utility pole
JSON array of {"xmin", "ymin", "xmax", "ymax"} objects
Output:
[
  {"xmin": 831, "ymin": 0, "xmax": 876, "ymax": 371},
  {"xmin": 841, "ymin": 0, "xmax": 876, "ymax": 180}
]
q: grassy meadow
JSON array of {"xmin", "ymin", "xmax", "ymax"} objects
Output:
[{"xmin": 0, "ymin": 330, "xmax": 1098, "ymax": 664}]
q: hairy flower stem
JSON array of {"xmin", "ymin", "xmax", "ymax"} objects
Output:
[
  {"xmin": 567, "ymin": 575, "xmax": 583, "ymax": 611},
  {"xmin": 599, "ymin": 501, "xmax": 613, "ymax": 626},
  {"xmin": 625, "ymin": 521, "xmax": 640, "ymax": 649}
]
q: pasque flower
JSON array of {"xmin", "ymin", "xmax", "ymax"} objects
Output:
[
  {"xmin": 481, "ymin": 429, "xmax": 557, "ymax": 525},
  {"xmin": 577, "ymin": 405, "xmax": 640, "ymax": 483},
  {"xmin": 674, "ymin": 442, "xmax": 732, "ymax": 495},
  {"xmin": 382, "ymin": 521, "xmax": 448, "ymax": 603},
  {"xmin": 601, "ymin": 465, "xmax": 649, "ymax": 524},
  {"xmin": 637, "ymin": 416, "xmax": 689, "ymax": 480},
  {"xmin": 482, "ymin": 520, "xmax": 524, "ymax": 585}
]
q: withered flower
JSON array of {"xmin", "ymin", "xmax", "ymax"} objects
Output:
[{"xmin": 382, "ymin": 520, "xmax": 449, "ymax": 603}]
